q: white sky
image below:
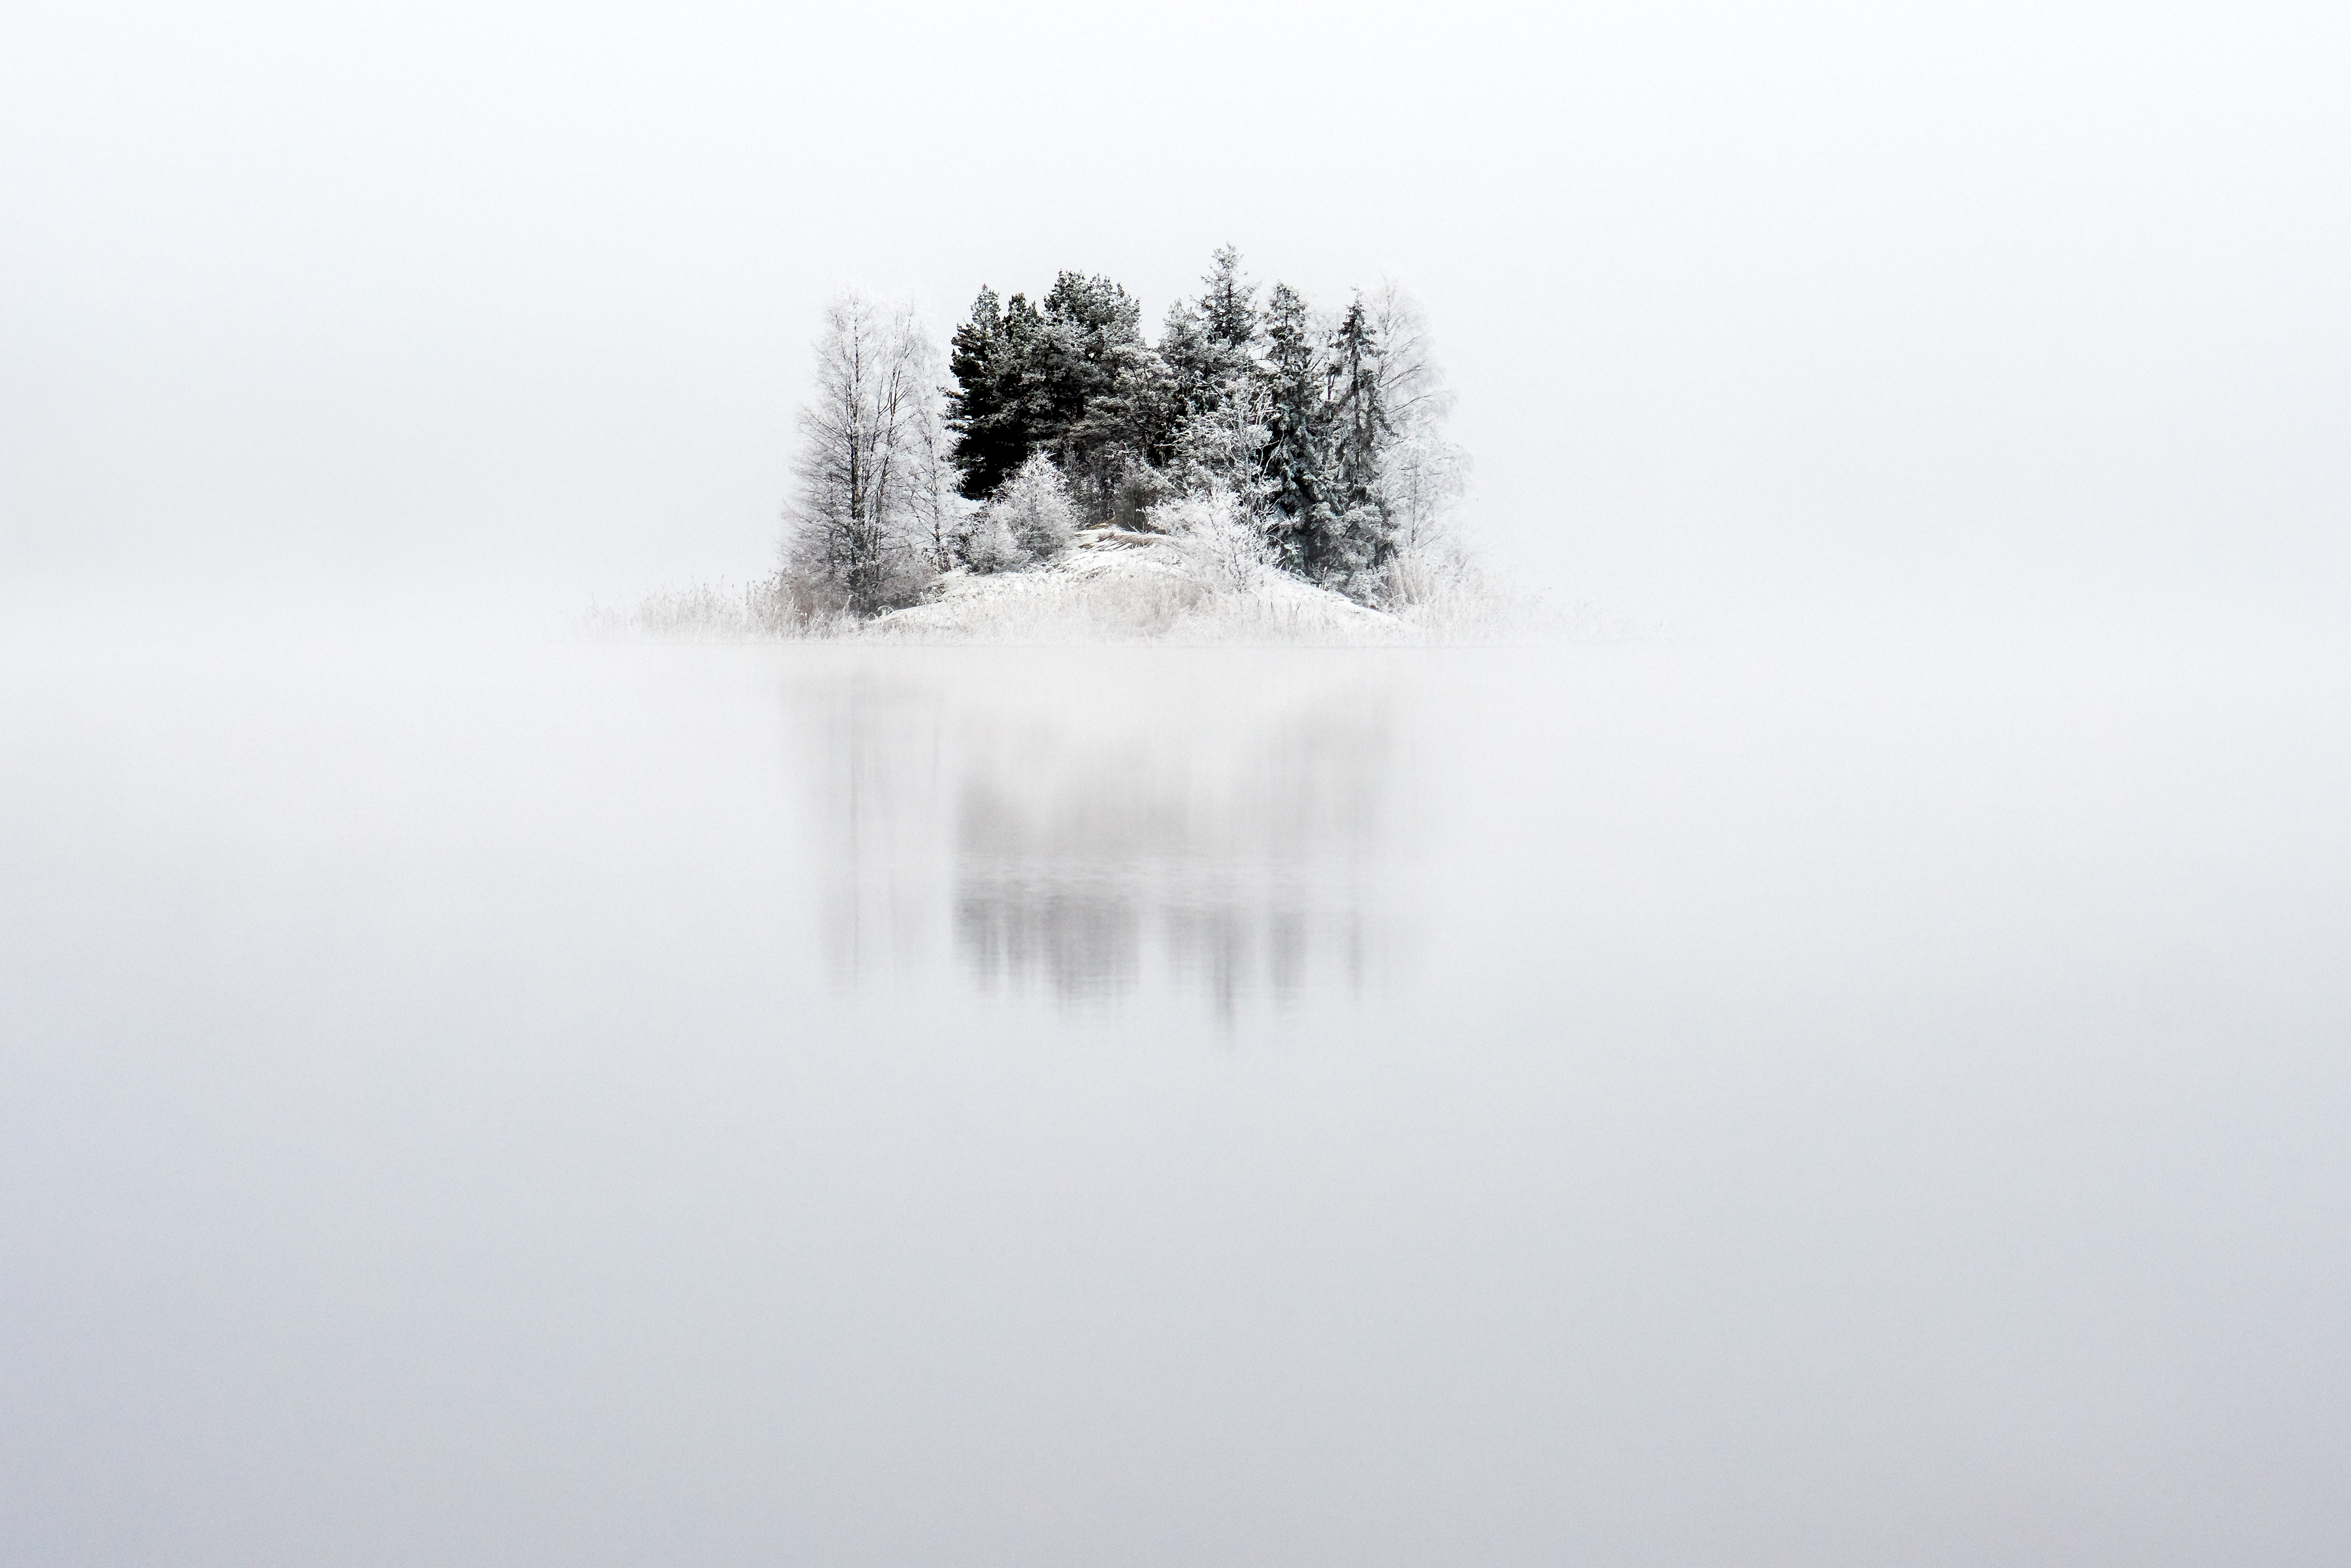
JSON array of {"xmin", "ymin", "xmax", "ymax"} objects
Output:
[{"xmin": 3, "ymin": 0, "xmax": 2345, "ymax": 623}]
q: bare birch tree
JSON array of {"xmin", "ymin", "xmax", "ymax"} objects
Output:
[
  {"xmin": 906, "ymin": 403, "xmax": 966, "ymax": 574},
  {"xmin": 1363, "ymin": 280, "xmax": 1471, "ymax": 562},
  {"xmin": 784, "ymin": 291, "xmax": 951, "ymax": 614}
]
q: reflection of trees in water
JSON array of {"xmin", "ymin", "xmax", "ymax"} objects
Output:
[
  {"xmin": 808, "ymin": 672, "xmax": 952, "ymax": 987},
  {"xmin": 805, "ymin": 660, "xmax": 1397, "ymax": 1013},
  {"xmin": 957, "ymin": 871, "xmax": 1378, "ymax": 1013},
  {"xmin": 953, "ymin": 706, "xmax": 1390, "ymax": 1010}
]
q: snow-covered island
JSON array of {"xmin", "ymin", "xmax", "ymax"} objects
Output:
[{"xmin": 605, "ymin": 247, "xmax": 1524, "ymax": 644}]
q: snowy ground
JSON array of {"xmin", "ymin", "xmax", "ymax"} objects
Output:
[
  {"xmin": 870, "ymin": 524, "xmax": 1405, "ymax": 644},
  {"xmin": 593, "ymin": 525, "xmax": 1551, "ymax": 646}
]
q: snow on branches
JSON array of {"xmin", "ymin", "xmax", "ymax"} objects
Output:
[{"xmin": 782, "ymin": 251, "xmax": 1472, "ymax": 617}]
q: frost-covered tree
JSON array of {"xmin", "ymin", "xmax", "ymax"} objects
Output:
[
  {"xmin": 988, "ymin": 451, "xmax": 1079, "ymax": 561},
  {"xmin": 1152, "ymin": 484, "xmax": 1273, "ymax": 591},
  {"xmin": 1034, "ymin": 273, "xmax": 1163, "ymax": 522},
  {"xmin": 783, "ymin": 291, "xmax": 947, "ymax": 614},
  {"xmin": 952, "ymin": 451, "xmax": 1076, "ymax": 572},
  {"xmin": 1258, "ymin": 281, "xmax": 1334, "ymax": 576},
  {"xmin": 1381, "ymin": 432, "xmax": 1471, "ymax": 561},
  {"xmin": 948, "ymin": 508, "xmax": 1024, "ymax": 574},
  {"xmin": 906, "ymin": 403, "xmax": 967, "ymax": 574},
  {"xmin": 1195, "ymin": 245, "xmax": 1259, "ymax": 354},
  {"xmin": 1326, "ymin": 295, "xmax": 1387, "ymax": 515},
  {"xmin": 948, "ymin": 273, "xmax": 1166, "ymax": 524},
  {"xmin": 795, "ymin": 254, "xmax": 1470, "ymax": 621},
  {"xmin": 1362, "ymin": 281, "xmax": 1471, "ymax": 567},
  {"xmin": 1294, "ymin": 293, "xmax": 1402, "ymax": 596},
  {"xmin": 1161, "ymin": 246, "xmax": 1268, "ymax": 497}
]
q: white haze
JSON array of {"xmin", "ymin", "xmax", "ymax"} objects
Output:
[
  {"xmin": 6, "ymin": 2, "xmax": 2351, "ymax": 1564},
  {"xmin": 4, "ymin": 0, "xmax": 2346, "ymax": 627}
]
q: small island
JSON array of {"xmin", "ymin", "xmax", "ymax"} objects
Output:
[{"xmin": 617, "ymin": 248, "xmax": 1501, "ymax": 643}]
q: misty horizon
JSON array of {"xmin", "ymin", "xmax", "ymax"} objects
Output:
[{"xmin": 5, "ymin": 2, "xmax": 2350, "ymax": 1564}]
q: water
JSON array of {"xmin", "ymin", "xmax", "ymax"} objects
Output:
[{"xmin": 4, "ymin": 612, "xmax": 2348, "ymax": 1565}]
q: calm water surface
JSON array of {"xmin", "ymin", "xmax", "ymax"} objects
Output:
[{"xmin": 4, "ymin": 615, "xmax": 2347, "ymax": 1565}]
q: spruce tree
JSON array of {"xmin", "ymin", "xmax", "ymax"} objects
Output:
[
  {"xmin": 1326, "ymin": 296, "xmax": 1387, "ymax": 513},
  {"xmin": 1259, "ymin": 282, "xmax": 1334, "ymax": 578},
  {"xmin": 1197, "ymin": 245, "xmax": 1258, "ymax": 354},
  {"xmin": 1163, "ymin": 247, "xmax": 1267, "ymax": 494},
  {"xmin": 1320, "ymin": 294, "xmax": 1398, "ymax": 591}
]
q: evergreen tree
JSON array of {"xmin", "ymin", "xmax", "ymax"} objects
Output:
[
  {"xmin": 784, "ymin": 255, "xmax": 1467, "ymax": 621},
  {"xmin": 949, "ymin": 273, "xmax": 1170, "ymax": 522},
  {"xmin": 1326, "ymin": 295, "xmax": 1387, "ymax": 515},
  {"xmin": 945, "ymin": 286, "xmax": 1050, "ymax": 501},
  {"xmin": 929, "ymin": 256, "xmax": 1462, "ymax": 607},
  {"xmin": 1036, "ymin": 272, "xmax": 1138, "ymax": 437},
  {"xmin": 1162, "ymin": 246, "xmax": 1267, "ymax": 496},
  {"xmin": 1036, "ymin": 272, "xmax": 1160, "ymax": 521},
  {"xmin": 1197, "ymin": 245, "xmax": 1259, "ymax": 354},
  {"xmin": 989, "ymin": 451, "xmax": 1079, "ymax": 562},
  {"xmin": 1258, "ymin": 282, "xmax": 1332, "ymax": 575},
  {"xmin": 948, "ymin": 450, "xmax": 1078, "ymax": 573},
  {"xmin": 1318, "ymin": 294, "xmax": 1399, "ymax": 592}
]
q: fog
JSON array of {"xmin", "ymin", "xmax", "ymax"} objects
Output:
[
  {"xmin": 8, "ymin": 615, "xmax": 2351, "ymax": 1563},
  {"xmin": 6, "ymin": 0, "xmax": 2347, "ymax": 624},
  {"xmin": 809, "ymin": 655, "xmax": 1402, "ymax": 1011},
  {"xmin": 7, "ymin": 2, "xmax": 2351, "ymax": 1563}
]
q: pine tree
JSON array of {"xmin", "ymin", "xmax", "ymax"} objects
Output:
[
  {"xmin": 945, "ymin": 287, "xmax": 1050, "ymax": 501},
  {"xmin": 950, "ymin": 274, "xmax": 1169, "ymax": 522},
  {"xmin": 988, "ymin": 451, "xmax": 1079, "ymax": 562},
  {"xmin": 1036, "ymin": 272, "xmax": 1158, "ymax": 521}
]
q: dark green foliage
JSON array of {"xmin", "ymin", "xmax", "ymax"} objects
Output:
[
  {"xmin": 1036, "ymin": 273, "xmax": 1160, "ymax": 521},
  {"xmin": 1163, "ymin": 247, "xmax": 1260, "ymax": 431},
  {"xmin": 941, "ymin": 247, "xmax": 1433, "ymax": 600},
  {"xmin": 945, "ymin": 287, "xmax": 1047, "ymax": 501},
  {"xmin": 1258, "ymin": 284, "xmax": 1398, "ymax": 593},
  {"xmin": 1196, "ymin": 245, "xmax": 1259, "ymax": 355},
  {"xmin": 948, "ymin": 273, "xmax": 1169, "ymax": 522},
  {"xmin": 1315, "ymin": 294, "xmax": 1399, "ymax": 589},
  {"xmin": 1259, "ymin": 282, "xmax": 1331, "ymax": 574},
  {"xmin": 1159, "ymin": 248, "xmax": 1266, "ymax": 492},
  {"xmin": 1326, "ymin": 296, "xmax": 1387, "ymax": 515}
]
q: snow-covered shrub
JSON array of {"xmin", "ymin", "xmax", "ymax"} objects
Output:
[
  {"xmin": 989, "ymin": 453, "xmax": 1079, "ymax": 564},
  {"xmin": 1110, "ymin": 458, "xmax": 1171, "ymax": 530},
  {"xmin": 1151, "ymin": 485, "xmax": 1274, "ymax": 592},
  {"xmin": 949, "ymin": 509, "xmax": 1026, "ymax": 574}
]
